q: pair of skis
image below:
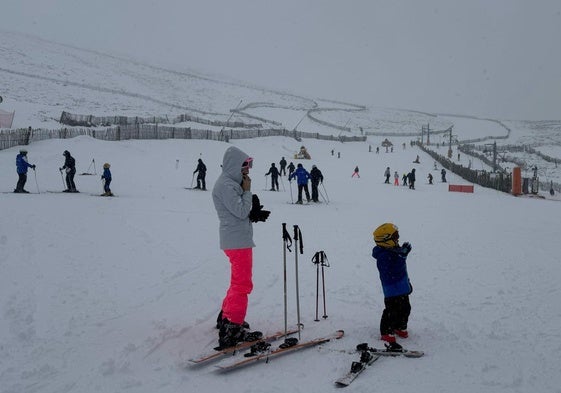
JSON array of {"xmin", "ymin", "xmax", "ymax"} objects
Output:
[
  {"xmin": 189, "ymin": 329, "xmax": 344, "ymax": 371},
  {"xmin": 335, "ymin": 343, "xmax": 424, "ymax": 387}
]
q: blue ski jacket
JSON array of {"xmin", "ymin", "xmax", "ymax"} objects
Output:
[
  {"xmin": 16, "ymin": 153, "xmax": 33, "ymax": 174},
  {"xmin": 102, "ymin": 168, "xmax": 112, "ymax": 181},
  {"xmin": 372, "ymin": 245, "xmax": 412, "ymax": 298},
  {"xmin": 289, "ymin": 166, "xmax": 310, "ymax": 185}
]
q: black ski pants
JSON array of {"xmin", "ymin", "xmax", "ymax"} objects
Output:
[
  {"xmin": 311, "ymin": 181, "xmax": 319, "ymax": 201},
  {"xmin": 380, "ymin": 294, "xmax": 411, "ymax": 335},
  {"xmin": 65, "ymin": 168, "xmax": 77, "ymax": 191},
  {"xmin": 297, "ymin": 184, "xmax": 310, "ymax": 202},
  {"xmin": 16, "ymin": 173, "xmax": 27, "ymax": 191},
  {"xmin": 270, "ymin": 175, "xmax": 279, "ymax": 191},
  {"xmin": 197, "ymin": 173, "xmax": 206, "ymax": 189}
]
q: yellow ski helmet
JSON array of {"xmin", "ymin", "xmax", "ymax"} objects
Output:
[
  {"xmin": 103, "ymin": 163, "xmax": 110, "ymax": 169},
  {"xmin": 373, "ymin": 223, "xmax": 400, "ymax": 248}
]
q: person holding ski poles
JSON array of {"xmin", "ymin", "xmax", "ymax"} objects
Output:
[
  {"xmin": 193, "ymin": 158, "xmax": 207, "ymax": 190},
  {"xmin": 265, "ymin": 162, "xmax": 280, "ymax": 191},
  {"xmin": 60, "ymin": 150, "xmax": 78, "ymax": 192},
  {"xmin": 372, "ymin": 223, "xmax": 413, "ymax": 350},
  {"xmin": 212, "ymin": 146, "xmax": 270, "ymax": 349},
  {"xmin": 289, "ymin": 163, "xmax": 311, "ymax": 204},
  {"xmin": 309, "ymin": 165, "xmax": 324, "ymax": 202},
  {"xmin": 14, "ymin": 149, "xmax": 36, "ymax": 193}
]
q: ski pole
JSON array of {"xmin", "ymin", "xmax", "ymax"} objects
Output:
[
  {"xmin": 321, "ymin": 182, "xmax": 330, "ymax": 203},
  {"xmin": 265, "ymin": 175, "xmax": 268, "ymax": 190},
  {"xmin": 289, "ymin": 180, "xmax": 294, "ymax": 203},
  {"xmin": 293, "ymin": 225, "xmax": 304, "ymax": 340},
  {"xmin": 59, "ymin": 168, "xmax": 66, "ymax": 189},
  {"xmin": 312, "ymin": 251, "xmax": 329, "ymax": 321},
  {"xmin": 33, "ymin": 167, "xmax": 40, "ymax": 194},
  {"xmin": 190, "ymin": 172, "xmax": 195, "ymax": 188},
  {"xmin": 312, "ymin": 252, "xmax": 321, "ymax": 322},
  {"xmin": 282, "ymin": 223, "xmax": 292, "ymax": 341},
  {"xmin": 320, "ymin": 251, "xmax": 329, "ymax": 319},
  {"xmin": 279, "ymin": 176, "xmax": 286, "ymax": 192}
]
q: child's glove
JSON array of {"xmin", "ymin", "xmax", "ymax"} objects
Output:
[{"xmin": 399, "ymin": 242, "xmax": 412, "ymax": 256}]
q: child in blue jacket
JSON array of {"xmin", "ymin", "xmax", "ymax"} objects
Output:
[
  {"xmin": 101, "ymin": 163, "xmax": 113, "ymax": 196},
  {"xmin": 15, "ymin": 149, "xmax": 36, "ymax": 193},
  {"xmin": 372, "ymin": 223, "xmax": 413, "ymax": 349}
]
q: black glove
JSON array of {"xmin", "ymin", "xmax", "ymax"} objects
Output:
[
  {"xmin": 399, "ymin": 242, "xmax": 412, "ymax": 256},
  {"xmin": 249, "ymin": 194, "xmax": 270, "ymax": 223},
  {"xmin": 255, "ymin": 210, "xmax": 270, "ymax": 222},
  {"xmin": 31, "ymin": 165, "xmax": 36, "ymax": 169}
]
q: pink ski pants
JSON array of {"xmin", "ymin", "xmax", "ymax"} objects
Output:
[{"xmin": 221, "ymin": 248, "xmax": 253, "ymax": 325}]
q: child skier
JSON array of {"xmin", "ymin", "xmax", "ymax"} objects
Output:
[
  {"xmin": 14, "ymin": 149, "xmax": 36, "ymax": 193},
  {"xmin": 101, "ymin": 163, "xmax": 113, "ymax": 196},
  {"xmin": 372, "ymin": 223, "xmax": 413, "ymax": 350}
]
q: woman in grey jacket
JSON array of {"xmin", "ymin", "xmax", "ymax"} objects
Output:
[{"xmin": 212, "ymin": 146, "xmax": 269, "ymax": 348}]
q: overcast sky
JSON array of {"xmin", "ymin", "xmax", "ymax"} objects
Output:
[{"xmin": 3, "ymin": 0, "xmax": 561, "ymax": 120}]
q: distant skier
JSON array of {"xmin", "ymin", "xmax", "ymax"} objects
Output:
[
  {"xmin": 101, "ymin": 163, "xmax": 113, "ymax": 196},
  {"xmin": 289, "ymin": 163, "xmax": 311, "ymax": 204},
  {"xmin": 427, "ymin": 173, "xmax": 433, "ymax": 185},
  {"xmin": 265, "ymin": 163, "xmax": 280, "ymax": 191},
  {"xmin": 279, "ymin": 157, "xmax": 287, "ymax": 176},
  {"xmin": 287, "ymin": 162, "xmax": 296, "ymax": 178},
  {"xmin": 372, "ymin": 222, "xmax": 413, "ymax": 350},
  {"xmin": 309, "ymin": 165, "xmax": 324, "ymax": 202},
  {"xmin": 352, "ymin": 166, "xmax": 360, "ymax": 178},
  {"xmin": 60, "ymin": 150, "xmax": 78, "ymax": 192},
  {"xmin": 441, "ymin": 168, "xmax": 447, "ymax": 183},
  {"xmin": 193, "ymin": 158, "xmax": 207, "ymax": 190},
  {"xmin": 384, "ymin": 167, "xmax": 391, "ymax": 184},
  {"xmin": 408, "ymin": 168, "xmax": 416, "ymax": 190},
  {"xmin": 394, "ymin": 171, "xmax": 399, "ymax": 186},
  {"xmin": 402, "ymin": 173, "xmax": 408, "ymax": 186},
  {"xmin": 14, "ymin": 149, "xmax": 36, "ymax": 193}
]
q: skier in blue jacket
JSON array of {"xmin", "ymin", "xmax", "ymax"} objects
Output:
[
  {"xmin": 15, "ymin": 149, "xmax": 36, "ymax": 193},
  {"xmin": 101, "ymin": 163, "xmax": 113, "ymax": 196},
  {"xmin": 288, "ymin": 163, "xmax": 311, "ymax": 204},
  {"xmin": 372, "ymin": 223, "xmax": 413, "ymax": 350}
]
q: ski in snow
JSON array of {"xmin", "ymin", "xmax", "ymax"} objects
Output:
[
  {"xmin": 215, "ymin": 330, "xmax": 344, "ymax": 372},
  {"xmin": 355, "ymin": 342, "xmax": 424, "ymax": 358},
  {"xmin": 335, "ymin": 350, "xmax": 381, "ymax": 387},
  {"xmin": 188, "ymin": 329, "xmax": 299, "ymax": 366},
  {"xmin": 335, "ymin": 343, "xmax": 424, "ymax": 387}
]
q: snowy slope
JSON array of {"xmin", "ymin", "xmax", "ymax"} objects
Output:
[{"xmin": 1, "ymin": 31, "xmax": 561, "ymax": 393}]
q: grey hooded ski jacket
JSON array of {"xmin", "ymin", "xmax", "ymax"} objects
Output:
[{"xmin": 212, "ymin": 146, "xmax": 255, "ymax": 250}]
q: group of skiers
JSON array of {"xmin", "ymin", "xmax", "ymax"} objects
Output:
[
  {"xmin": 12, "ymin": 149, "xmax": 113, "ymax": 196},
  {"xmin": 286, "ymin": 162, "xmax": 324, "ymax": 203},
  {"xmin": 382, "ymin": 166, "xmax": 447, "ymax": 189}
]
